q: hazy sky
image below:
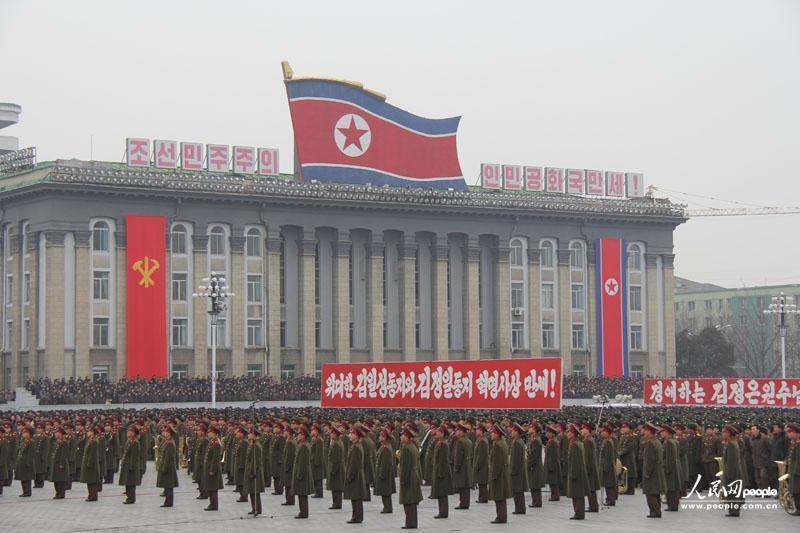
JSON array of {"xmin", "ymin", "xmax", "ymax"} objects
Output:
[{"xmin": 2, "ymin": 0, "xmax": 798, "ymax": 288}]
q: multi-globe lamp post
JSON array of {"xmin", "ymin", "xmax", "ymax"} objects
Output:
[
  {"xmin": 763, "ymin": 292, "xmax": 799, "ymax": 379},
  {"xmin": 192, "ymin": 272, "xmax": 233, "ymax": 408}
]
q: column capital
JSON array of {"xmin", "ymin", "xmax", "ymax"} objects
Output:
[
  {"xmin": 367, "ymin": 235, "xmax": 385, "ymax": 258},
  {"xmin": 26, "ymin": 233, "xmax": 39, "ymax": 253},
  {"xmin": 586, "ymin": 246, "xmax": 596, "ymax": 265},
  {"xmin": 114, "ymin": 230, "xmax": 127, "ymax": 249},
  {"xmin": 527, "ymin": 247, "xmax": 540, "ymax": 265},
  {"xmin": 645, "ymin": 253, "xmax": 659, "ymax": 267},
  {"xmin": 229, "ymin": 235, "xmax": 246, "ymax": 253},
  {"xmin": 73, "ymin": 230, "xmax": 91, "ymax": 248},
  {"xmin": 332, "ymin": 239, "xmax": 351, "ymax": 257},
  {"xmin": 266, "ymin": 229, "xmax": 282, "ymax": 253},
  {"xmin": 556, "ymin": 249, "xmax": 571, "ymax": 266},
  {"xmin": 493, "ymin": 245, "xmax": 510, "ymax": 263},
  {"xmin": 431, "ymin": 236, "xmax": 449, "ymax": 261},
  {"xmin": 463, "ymin": 237, "xmax": 481, "ymax": 262},
  {"xmin": 192, "ymin": 234, "xmax": 209, "ymax": 249},
  {"xmin": 661, "ymin": 254, "xmax": 675, "ymax": 268},
  {"xmin": 43, "ymin": 230, "xmax": 67, "ymax": 246}
]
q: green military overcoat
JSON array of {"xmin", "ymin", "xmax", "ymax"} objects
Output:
[
  {"xmin": 399, "ymin": 442, "xmax": 423, "ymax": 505},
  {"xmin": 430, "ymin": 440, "xmax": 452, "ymax": 498},
  {"xmin": 344, "ymin": 441, "xmax": 368, "ymax": 501},
  {"xmin": 527, "ymin": 436, "xmax": 545, "ymax": 490},
  {"xmin": 488, "ymin": 438, "xmax": 511, "ymax": 501},
  {"xmin": 156, "ymin": 440, "xmax": 178, "ymax": 489},
  {"xmin": 473, "ymin": 436, "xmax": 489, "ymax": 485},
  {"xmin": 118, "ymin": 439, "xmax": 141, "ymax": 486},
  {"xmin": 374, "ymin": 443, "xmax": 396, "ymax": 496},
  {"xmin": 326, "ymin": 438, "xmax": 344, "ymax": 492},
  {"xmin": 566, "ymin": 440, "xmax": 590, "ymax": 499},
  {"xmin": 292, "ymin": 441, "xmax": 314, "ymax": 496},
  {"xmin": 642, "ymin": 438, "xmax": 666, "ymax": 495}
]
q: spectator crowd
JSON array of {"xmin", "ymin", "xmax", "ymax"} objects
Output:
[{"xmin": 561, "ymin": 375, "xmax": 644, "ymax": 399}]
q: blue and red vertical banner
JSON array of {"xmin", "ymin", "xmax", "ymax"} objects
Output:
[
  {"xmin": 595, "ymin": 238, "xmax": 628, "ymax": 377},
  {"xmin": 126, "ymin": 215, "xmax": 168, "ymax": 378}
]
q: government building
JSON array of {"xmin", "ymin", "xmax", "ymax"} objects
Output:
[{"xmin": 0, "ymin": 158, "xmax": 685, "ymax": 388}]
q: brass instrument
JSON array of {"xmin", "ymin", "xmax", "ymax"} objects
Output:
[
  {"xmin": 178, "ymin": 436, "xmax": 188, "ymax": 468},
  {"xmin": 154, "ymin": 435, "xmax": 163, "ymax": 470},
  {"xmin": 775, "ymin": 460, "xmax": 798, "ymax": 515},
  {"xmin": 615, "ymin": 459, "xmax": 628, "ymax": 494},
  {"xmin": 714, "ymin": 456, "xmax": 725, "ymax": 501}
]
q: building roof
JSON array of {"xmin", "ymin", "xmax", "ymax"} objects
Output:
[
  {"xmin": 674, "ymin": 277, "xmax": 800, "ymax": 298},
  {"xmin": 0, "ymin": 159, "xmax": 688, "ymax": 224},
  {"xmin": 674, "ymin": 277, "xmax": 727, "ymax": 294}
]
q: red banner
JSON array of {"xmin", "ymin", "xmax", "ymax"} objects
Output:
[
  {"xmin": 126, "ymin": 215, "xmax": 167, "ymax": 378},
  {"xmin": 595, "ymin": 238, "xmax": 628, "ymax": 377},
  {"xmin": 321, "ymin": 358, "xmax": 562, "ymax": 409},
  {"xmin": 644, "ymin": 378, "xmax": 800, "ymax": 406}
]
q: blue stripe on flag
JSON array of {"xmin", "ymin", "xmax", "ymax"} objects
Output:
[
  {"xmin": 302, "ymin": 165, "xmax": 469, "ymax": 192},
  {"xmin": 621, "ymin": 239, "xmax": 629, "ymax": 377},
  {"xmin": 595, "ymin": 239, "xmax": 604, "ymax": 377}
]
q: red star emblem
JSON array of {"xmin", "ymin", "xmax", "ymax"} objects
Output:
[{"xmin": 336, "ymin": 116, "xmax": 369, "ymax": 151}]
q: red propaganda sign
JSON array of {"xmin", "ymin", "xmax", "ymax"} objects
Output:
[
  {"xmin": 644, "ymin": 378, "xmax": 800, "ymax": 407},
  {"xmin": 321, "ymin": 358, "xmax": 562, "ymax": 409}
]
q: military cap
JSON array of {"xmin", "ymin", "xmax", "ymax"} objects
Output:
[
  {"xmin": 529, "ymin": 422, "xmax": 542, "ymax": 433},
  {"xmin": 207, "ymin": 425, "xmax": 220, "ymax": 436},
  {"xmin": 643, "ymin": 422, "xmax": 659, "ymax": 434},
  {"xmin": 580, "ymin": 422, "xmax": 594, "ymax": 432},
  {"xmin": 128, "ymin": 425, "xmax": 139, "ymax": 435},
  {"xmin": 722, "ymin": 425, "xmax": 738, "ymax": 436},
  {"xmin": 54, "ymin": 427, "xmax": 66, "ymax": 436},
  {"xmin": 491, "ymin": 424, "xmax": 506, "ymax": 437},
  {"xmin": 785, "ymin": 423, "xmax": 800, "ymax": 434},
  {"xmin": 660, "ymin": 425, "xmax": 676, "ymax": 435},
  {"xmin": 511, "ymin": 422, "xmax": 525, "ymax": 435}
]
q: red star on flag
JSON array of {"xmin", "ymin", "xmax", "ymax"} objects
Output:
[{"xmin": 337, "ymin": 116, "xmax": 369, "ymax": 151}]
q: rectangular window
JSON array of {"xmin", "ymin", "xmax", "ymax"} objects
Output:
[
  {"xmin": 23, "ymin": 272, "xmax": 30, "ymax": 304},
  {"xmin": 92, "ymin": 317, "xmax": 109, "ymax": 346},
  {"xmin": 280, "ymin": 240, "xmax": 286, "ymax": 304},
  {"xmin": 172, "ymin": 318, "xmax": 188, "ymax": 346},
  {"xmin": 571, "ymin": 323, "xmax": 585, "ymax": 350},
  {"xmin": 247, "ymin": 364, "xmax": 262, "ymax": 377},
  {"xmin": 629, "ymin": 286, "xmax": 642, "ymax": 311},
  {"xmin": 5, "ymin": 274, "xmax": 12, "ymax": 305},
  {"xmin": 171, "ymin": 230, "xmax": 187, "ymax": 254},
  {"xmin": 382, "ymin": 252, "xmax": 388, "ymax": 306},
  {"xmin": 211, "ymin": 318, "xmax": 226, "ymax": 347},
  {"xmin": 705, "ymin": 299, "xmax": 712, "ymax": 311},
  {"xmin": 511, "ymin": 322, "xmax": 524, "ymax": 350},
  {"xmin": 630, "ymin": 325, "xmax": 643, "ymax": 351},
  {"xmin": 383, "ymin": 321, "xmax": 388, "ymax": 349},
  {"xmin": 209, "ymin": 233, "xmax": 225, "ymax": 255},
  {"xmin": 542, "ymin": 322, "xmax": 555, "ymax": 349},
  {"xmin": 572, "ymin": 364, "xmax": 586, "ymax": 378},
  {"xmin": 280, "ymin": 320, "xmax": 286, "ymax": 347},
  {"xmin": 415, "ymin": 323, "xmax": 420, "ymax": 349},
  {"xmin": 414, "ymin": 248, "xmax": 420, "ymax": 307},
  {"xmin": 22, "ymin": 319, "xmax": 30, "ymax": 349},
  {"xmin": 349, "ymin": 321, "xmax": 354, "ymax": 348},
  {"xmin": 314, "ymin": 321, "xmax": 321, "ymax": 348},
  {"xmin": 447, "ymin": 253, "xmax": 452, "ymax": 307},
  {"xmin": 688, "ymin": 301, "xmax": 695, "ymax": 311},
  {"xmin": 93, "ymin": 270, "xmax": 110, "ymax": 301},
  {"xmin": 511, "ymin": 282, "xmax": 524, "ymax": 309},
  {"xmin": 210, "ymin": 364, "xmax": 225, "ymax": 379},
  {"xmin": 246, "ymin": 232, "xmax": 261, "ymax": 257},
  {"xmin": 92, "ymin": 365, "xmax": 109, "ymax": 382},
  {"xmin": 92, "ymin": 228, "xmax": 109, "ymax": 252},
  {"xmin": 348, "ymin": 247, "xmax": 354, "ymax": 305},
  {"xmin": 631, "ymin": 365, "xmax": 644, "ymax": 379},
  {"xmin": 281, "ymin": 365, "xmax": 295, "ymax": 380},
  {"xmin": 171, "ymin": 364, "xmax": 188, "ymax": 378},
  {"xmin": 314, "ymin": 244, "xmax": 320, "ymax": 305},
  {"xmin": 247, "ymin": 274, "xmax": 262, "ymax": 303},
  {"xmin": 541, "ymin": 283, "xmax": 554, "ymax": 310},
  {"xmin": 571, "ymin": 283, "xmax": 584, "ymax": 310},
  {"xmin": 4, "ymin": 320, "xmax": 11, "ymax": 350},
  {"xmin": 171, "ymin": 273, "xmax": 187, "ymax": 302},
  {"xmin": 540, "ymin": 245, "xmax": 554, "ymax": 268}
]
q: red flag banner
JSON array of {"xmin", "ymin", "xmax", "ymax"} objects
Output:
[
  {"xmin": 126, "ymin": 215, "xmax": 167, "ymax": 378},
  {"xmin": 321, "ymin": 358, "xmax": 562, "ymax": 409},
  {"xmin": 644, "ymin": 378, "xmax": 800, "ymax": 407},
  {"xmin": 595, "ymin": 238, "xmax": 628, "ymax": 377}
]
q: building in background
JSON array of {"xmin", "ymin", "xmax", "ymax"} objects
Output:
[{"xmin": 674, "ymin": 278, "xmax": 800, "ymax": 377}]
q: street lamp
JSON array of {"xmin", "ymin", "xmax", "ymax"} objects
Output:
[
  {"xmin": 763, "ymin": 292, "xmax": 799, "ymax": 379},
  {"xmin": 192, "ymin": 272, "xmax": 234, "ymax": 408}
]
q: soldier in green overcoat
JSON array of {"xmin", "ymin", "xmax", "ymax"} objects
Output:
[
  {"xmin": 641, "ymin": 422, "xmax": 666, "ymax": 518},
  {"xmin": 231, "ymin": 426, "xmax": 248, "ymax": 502},
  {"xmin": 473, "ymin": 424, "xmax": 490, "ymax": 503},
  {"xmin": 558, "ymin": 424, "xmax": 569, "ymax": 493},
  {"xmin": 344, "ymin": 427, "xmax": 367, "ymax": 524},
  {"xmin": 452, "ymin": 423, "xmax": 472, "ymax": 510},
  {"xmin": 509, "ymin": 423, "xmax": 528, "ymax": 515},
  {"xmin": 33, "ymin": 424, "xmax": 49, "ymax": 488},
  {"xmin": 259, "ymin": 422, "xmax": 272, "ymax": 489},
  {"xmin": 80, "ymin": 426, "xmax": 102, "ymax": 502},
  {"xmin": 156, "ymin": 427, "xmax": 178, "ymax": 507},
  {"xmin": 660, "ymin": 425, "xmax": 681, "ymax": 511},
  {"xmin": 423, "ymin": 428, "xmax": 435, "ymax": 486},
  {"xmin": 526, "ymin": 422, "xmax": 545, "ymax": 508},
  {"xmin": 310, "ymin": 425, "xmax": 325, "ymax": 498},
  {"xmin": 103, "ymin": 422, "xmax": 118, "ymax": 484},
  {"xmin": 488, "ymin": 424, "xmax": 511, "ymax": 524},
  {"xmin": 580, "ymin": 423, "xmax": 600, "ymax": 513},
  {"xmin": 599, "ymin": 424, "xmax": 617, "ymax": 506},
  {"xmin": 48, "ymin": 427, "xmax": 71, "ymax": 499},
  {"xmin": 721, "ymin": 425, "xmax": 744, "ymax": 517},
  {"xmin": 0, "ymin": 427, "xmax": 9, "ymax": 494},
  {"xmin": 244, "ymin": 428, "xmax": 264, "ymax": 517},
  {"xmin": 544, "ymin": 425, "xmax": 561, "ymax": 501},
  {"xmin": 15, "ymin": 427, "xmax": 35, "ymax": 497},
  {"xmin": 784, "ymin": 423, "xmax": 800, "ymax": 513},
  {"xmin": 118, "ymin": 425, "xmax": 141, "ymax": 504},
  {"xmin": 202, "ymin": 426, "xmax": 223, "ymax": 511},
  {"xmin": 565, "ymin": 425, "xmax": 589, "ymax": 520},
  {"xmin": 399, "ymin": 428, "xmax": 423, "ymax": 529},
  {"xmin": 271, "ymin": 424, "xmax": 285, "ymax": 494},
  {"xmin": 374, "ymin": 429, "xmax": 396, "ymax": 514},
  {"xmin": 293, "ymin": 427, "xmax": 314, "ymax": 519},
  {"xmin": 326, "ymin": 425, "xmax": 345, "ymax": 509},
  {"xmin": 618, "ymin": 422, "xmax": 638, "ymax": 495},
  {"xmin": 431, "ymin": 425, "xmax": 453, "ymax": 519},
  {"xmin": 282, "ymin": 424, "xmax": 298, "ymax": 506},
  {"xmin": 361, "ymin": 427, "xmax": 376, "ymax": 502},
  {"xmin": 192, "ymin": 425, "xmax": 209, "ymax": 499}
]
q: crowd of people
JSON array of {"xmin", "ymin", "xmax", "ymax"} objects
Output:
[
  {"xmin": 0, "ymin": 404, "xmax": 798, "ymax": 525},
  {"xmin": 23, "ymin": 375, "xmax": 644, "ymax": 405},
  {"xmin": 25, "ymin": 375, "xmax": 322, "ymax": 405},
  {"xmin": 0, "ymin": 389, "xmax": 14, "ymax": 404}
]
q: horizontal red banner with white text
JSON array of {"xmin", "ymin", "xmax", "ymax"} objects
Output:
[
  {"xmin": 644, "ymin": 378, "xmax": 800, "ymax": 406},
  {"xmin": 321, "ymin": 359, "xmax": 562, "ymax": 409}
]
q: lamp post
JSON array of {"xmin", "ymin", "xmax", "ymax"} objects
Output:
[
  {"xmin": 763, "ymin": 292, "xmax": 799, "ymax": 379},
  {"xmin": 192, "ymin": 272, "xmax": 233, "ymax": 408}
]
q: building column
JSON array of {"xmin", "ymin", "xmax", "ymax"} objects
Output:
[
  {"xmin": 25, "ymin": 234, "xmax": 39, "ymax": 378},
  {"xmin": 115, "ymin": 231, "xmax": 127, "ymax": 380},
  {"xmin": 431, "ymin": 235, "xmax": 449, "ymax": 360},
  {"xmin": 493, "ymin": 242, "xmax": 511, "ymax": 358},
  {"xmin": 191, "ymin": 234, "xmax": 209, "ymax": 377},
  {"xmin": 266, "ymin": 230, "xmax": 282, "ymax": 378},
  {"xmin": 332, "ymin": 235, "xmax": 351, "ymax": 365},
  {"xmin": 557, "ymin": 249, "xmax": 573, "ymax": 374},
  {"xmin": 645, "ymin": 253, "xmax": 660, "ymax": 377},
  {"xmin": 230, "ymin": 235, "xmax": 247, "ymax": 376},
  {"xmin": 397, "ymin": 235, "xmax": 417, "ymax": 361},
  {"xmin": 73, "ymin": 231, "xmax": 91, "ymax": 378},
  {"xmin": 527, "ymin": 247, "xmax": 542, "ymax": 356},
  {"xmin": 43, "ymin": 231, "xmax": 66, "ymax": 379},
  {"xmin": 299, "ymin": 228, "xmax": 316, "ymax": 376},
  {"xmin": 586, "ymin": 246, "xmax": 598, "ymax": 376},
  {"xmin": 662, "ymin": 254, "xmax": 677, "ymax": 377},
  {"xmin": 367, "ymin": 234, "xmax": 384, "ymax": 362},
  {"xmin": 463, "ymin": 237, "xmax": 480, "ymax": 360}
]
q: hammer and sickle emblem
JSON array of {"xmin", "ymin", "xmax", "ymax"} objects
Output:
[{"xmin": 132, "ymin": 256, "xmax": 160, "ymax": 288}]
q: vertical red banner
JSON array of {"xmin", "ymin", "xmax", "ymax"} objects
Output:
[
  {"xmin": 595, "ymin": 238, "xmax": 628, "ymax": 377},
  {"xmin": 126, "ymin": 215, "xmax": 167, "ymax": 378}
]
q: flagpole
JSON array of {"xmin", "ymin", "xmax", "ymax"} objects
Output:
[{"xmin": 193, "ymin": 271, "xmax": 233, "ymax": 410}]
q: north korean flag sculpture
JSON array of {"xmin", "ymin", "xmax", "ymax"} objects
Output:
[
  {"xmin": 283, "ymin": 62, "xmax": 467, "ymax": 191},
  {"xmin": 595, "ymin": 238, "xmax": 629, "ymax": 377}
]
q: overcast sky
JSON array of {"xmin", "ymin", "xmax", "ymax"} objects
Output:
[{"xmin": 2, "ymin": 0, "xmax": 798, "ymax": 288}]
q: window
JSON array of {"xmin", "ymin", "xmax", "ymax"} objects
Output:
[
  {"xmin": 210, "ymin": 364, "xmax": 225, "ymax": 379},
  {"xmin": 23, "ymin": 272, "xmax": 30, "ymax": 304},
  {"xmin": 92, "ymin": 365, "xmax": 109, "ymax": 382},
  {"xmin": 630, "ymin": 325, "xmax": 643, "ymax": 351},
  {"xmin": 93, "ymin": 271, "xmax": 110, "ymax": 301},
  {"xmin": 627, "ymin": 244, "xmax": 642, "ymax": 271},
  {"xmin": 571, "ymin": 284, "xmax": 584, "ymax": 310},
  {"xmin": 415, "ymin": 323, "xmax": 420, "ymax": 349},
  {"xmin": 705, "ymin": 300, "xmax": 712, "ymax": 311},
  {"xmin": 4, "ymin": 320, "xmax": 11, "ymax": 350},
  {"xmin": 246, "ymin": 229, "xmax": 262, "ymax": 257},
  {"xmin": 209, "ymin": 227, "xmax": 226, "ymax": 256},
  {"xmin": 248, "ymin": 319, "xmax": 263, "ymax": 346},
  {"xmin": 171, "ymin": 225, "xmax": 187, "ymax": 254},
  {"xmin": 414, "ymin": 247, "xmax": 420, "ymax": 306},
  {"xmin": 349, "ymin": 322, "xmax": 354, "ymax": 348},
  {"xmin": 511, "ymin": 282, "xmax": 524, "ymax": 309},
  {"xmin": 247, "ymin": 364, "xmax": 262, "ymax": 377},
  {"xmin": 4, "ymin": 274, "xmax": 11, "ymax": 305},
  {"xmin": 688, "ymin": 301, "xmax": 695, "ymax": 312},
  {"xmin": 280, "ymin": 320, "xmax": 286, "ymax": 347},
  {"xmin": 541, "ymin": 283, "xmax": 554, "ymax": 310},
  {"xmin": 540, "ymin": 240, "xmax": 554, "ymax": 268},
  {"xmin": 629, "ymin": 286, "xmax": 642, "ymax": 311},
  {"xmin": 572, "ymin": 364, "xmax": 586, "ymax": 378},
  {"xmin": 172, "ymin": 364, "xmax": 188, "ymax": 379},
  {"xmin": 22, "ymin": 319, "xmax": 30, "ymax": 349},
  {"xmin": 92, "ymin": 221, "xmax": 110, "ymax": 252},
  {"xmin": 314, "ymin": 321, "xmax": 321, "ymax": 348},
  {"xmin": 315, "ymin": 242, "xmax": 321, "ymax": 305},
  {"xmin": 569, "ymin": 242, "xmax": 584, "ymax": 269},
  {"xmin": 247, "ymin": 274, "xmax": 263, "ymax": 303},
  {"xmin": 92, "ymin": 317, "xmax": 110, "ymax": 346},
  {"xmin": 510, "ymin": 239, "xmax": 524, "ymax": 267},
  {"xmin": 281, "ymin": 365, "xmax": 295, "ymax": 380},
  {"xmin": 571, "ymin": 324, "xmax": 585, "ymax": 350},
  {"xmin": 172, "ymin": 318, "xmax": 188, "ymax": 346},
  {"xmin": 631, "ymin": 365, "xmax": 644, "ymax": 379},
  {"xmin": 511, "ymin": 323, "xmax": 525, "ymax": 350},
  {"xmin": 383, "ymin": 322, "xmax": 388, "ymax": 349},
  {"xmin": 212, "ymin": 318, "xmax": 226, "ymax": 347},
  {"xmin": 542, "ymin": 323, "xmax": 555, "ymax": 349},
  {"xmin": 279, "ymin": 238, "xmax": 286, "ymax": 304},
  {"xmin": 172, "ymin": 273, "xmax": 188, "ymax": 302}
]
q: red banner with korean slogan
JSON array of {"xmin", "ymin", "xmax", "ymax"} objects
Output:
[
  {"xmin": 126, "ymin": 215, "xmax": 168, "ymax": 378},
  {"xmin": 321, "ymin": 358, "xmax": 562, "ymax": 409},
  {"xmin": 644, "ymin": 378, "xmax": 800, "ymax": 407}
]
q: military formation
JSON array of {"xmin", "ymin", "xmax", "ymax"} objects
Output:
[{"xmin": 0, "ymin": 408, "xmax": 799, "ymax": 526}]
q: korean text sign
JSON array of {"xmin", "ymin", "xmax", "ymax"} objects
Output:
[{"xmin": 644, "ymin": 378, "xmax": 800, "ymax": 406}]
